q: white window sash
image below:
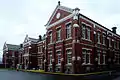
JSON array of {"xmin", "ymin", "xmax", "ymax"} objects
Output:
[
  {"xmin": 109, "ymin": 38, "xmax": 111, "ymax": 47},
  {"xmin": 98, "ymin": 54, "xmax": 100, "ymax": 64},
  {"xmin": 103, "ymin": 55, "xmax": 106, "ymax": 64},
  {"xmin": 50, "ymin": 55, "xmax": 52, "ymax": 64},
  {"xmin": 103, "ymin": 35, "xmax": 105, "ymax": 45},
  {"xmin": 98, "ymin": 33, "xmax": 100, "ymax": 43},
  {"xmin": 87, "ymin": 28, "xmax": 90, "ymax": 40},
  {"xmin": 50, "ymin": 33, "xmax": 52, "ymax": 43},
  {"xmin": 57, "ymin": 53, "xmax": 61, "ymax": 64},
  {"xmin": 66, "ymin": 24, "xmax": 71, "ymax": 38}
]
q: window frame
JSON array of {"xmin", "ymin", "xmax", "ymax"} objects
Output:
[
  {"xmin": 82, "ymin": 49, "xmax": 91, "ymax": 64},
  {"xmin": 56, "ymin": 28, "xmax": 61, "ymax": 41},
  {"xmin": 66, "ymin": 23, "xmax": 71, "ymax": 39},
  {"xmin": 57, "ymin": 51, "xmax": 61, "ymax": 65},
  {"xmin": 103, "ymin": 34, "xmax": 106, "ymax": 45},
  {"xmin": 97, "ymin": 32, "xmax": 101, "ymax": 43},
  {"xmin": 87, "ymin": 27, "xmax": 91, "ymax": 40},
  {"xmin": 49, "ymin": 54, "xmax": 52, "ymax": 65},
  {"xmin": 66, "ymin": 49, "xmax": 72, "ymax": 64},
  {"xmin": 49, "ymin": 32, "xmax": 52, "ymax": 43},
  {"xmin": 82, "ymin": 24, "xmax": 86, "ymax": 39}
]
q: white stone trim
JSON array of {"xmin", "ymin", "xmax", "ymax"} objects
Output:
[
  {"xmin": 55, "ymin": 45, "xmax": 62, "ymax": 48},
  {"xmin": 66, "ymin": 48, "xmax": 72, "ymax": 50},
  {"xmin": 65, "ymin": 37, "xmax": 72, "ymax": 41},
  {"xmin": 65, "ymin": 21, "xmax": 72, "ymax": 26},
  {"xmin": 46, "ymin": 14, "xmax": 74, "ymax": 30},
  {"xmin": 66, "ymin": 63, "xmax": 72, "ymax": 66},
  {"xmin": 58, "ymin": 6, "xmax": 73, "ymax": 13},
  {"xmin": 48, "ymin": 42, "xmax": 54, "ymax": 46},
  {"xmin": 56, "ymin": 26, "xmax": 61, "ymax": 29},
  {"xmin": 73, "ymin": 24, "xmax": 79, "ymax": 27},
  {"xmin": 82, "ymin": 48, "xmax": 92, "ymax": 51},
  {"xmin": 82, "ymin": 63, "xmax": 93, "ymax": 66},
  {"xmin": 65, "ymin": 43, "xmax": 72, "ymax": 46},
  {"xmin": 48, "ymin": 30, "xmax": 52, "ymax": 33},
  {"xmin": 81, "ymin": 22, "xmax": 92, "ymax": 28},
  {"xmin": 56, "ymin": 49, "xmax": 61, "ymax": 52},
  {"xmin": 48, "ymin": 51, "xmax": 52, "ymax": 53},
  {"xmin": 81, "ymin": 38, "xmax": 92, "ymax": 42},
  {"xmin": 56, "ymin": 40, "xmax": 62, "ymax": 43}
]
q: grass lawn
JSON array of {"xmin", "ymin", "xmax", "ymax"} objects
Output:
[{"xmin": 24, "ymin": 69, "xmax": 112, "ymax": 76}]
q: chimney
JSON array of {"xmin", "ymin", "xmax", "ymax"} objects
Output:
[
  {"xmin": 58, "ymin": 1, "xmax": 60, "ymax": 6},
  {"xmin": 112, "ymin": 27, "xmax": 117, "ymax": 34},
  {"xmin": 20, "ymin": 44, "xmax": 23, "ymax": 48},
  {"xmin": 39, "ymin": 35, "xmax": 42, "ymax": 41}
]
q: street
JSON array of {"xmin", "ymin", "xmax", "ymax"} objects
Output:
[{"xmin": 0, "ymin": 69, "xmax": 119, "ymax": 80}]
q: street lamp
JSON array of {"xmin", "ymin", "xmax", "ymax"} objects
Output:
[
  {"xmin": 5, "ymin": 51, "xmax": 8, "ymax": 68},
  {"xmin": 28, "ymin": 46, "xmax": 31, "ymax": 69}
]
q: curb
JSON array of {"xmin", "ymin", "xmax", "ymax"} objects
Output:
[{"xmin": 20, "ymin": 69, "xmax": 115, "ymax": 76}]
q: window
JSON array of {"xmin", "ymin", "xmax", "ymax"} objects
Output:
[
  {"xmin": 98, "ymin": 54, "xmax": 100, "ymax": 64},
  {"xmin": 57, "ymin": 51, "xmax": 61, "ymax": 64},
  {"xmin": 66, "ymin": 49, "xmax": 72, "ymax": 64},
  {"xmin": 40, "ymin": 46, "xmax": 42, "ymax": 52},
  {"xmin": 103, "ymin": 51, "xmax": 106, "ymax": 64},
  {"xmin": 12, "ymin": 52, "xmax": 14, "ymax": 57},
  {"xmin": 98, "ymin": 32, "xmax": 100, "ymax": 43},
  {"xmin": 82, "ymin": 24, "xmax": 91, "ymax": 40},
  {"xmin": 103, "ymin": 55, "xmax": 106, "ymax": 64},
  {"xmin": 49, "ymin": 54, "xmax": 52, "ymax": 64},
  {"xmin": 115, "ymin": 53, "xmax": 119, "ymax": 64},
  {"xmin": 49, "ymin": 32, "xmax": 52, "ymax": 43},
  {"xmin": 109, "ymin": 38, "xmax": 111, "ymax": 47},
  {"xmin": 114, "ymin": 40, "xmax": 116, "ymax": 49},
  {"xmin": 38, "ymin": 47, "xmax": 42, "ymax": 52},
  {"xmin": 97, "ymin": 50, "xmax": 101, "ymax": 64},
  {"xmin": 82, "ymin": 24, "xmax": 86, "ymax": 39},
  {"xmin": 56, "ymin": 29, "xmax": 61, "ymax": 41},
  {"xmin": 117, "ymin": 41, "xmax": 119, "ymax": 49},
  {"xmin": 66, "ymin": 23, "xmax": 71, "ymax": 38},
  {"xmin": 38, "ymin": 47, "xmax": 40, "ymax": 52},
  {"xmin": 87, "ymin": 27, "xmax": 90, "ymax": 40},
  {"xmin": 82, "ymin": 49, "xmax": 91, "ymax": 64},
  {"xmin": 103, "ymin": 35, "xmax": 105, "ymax": 45}
]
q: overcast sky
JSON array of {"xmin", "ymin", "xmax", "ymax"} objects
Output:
[{"xmin": 0, "ymin": 0, "xmax": 120, "ymax": 60}]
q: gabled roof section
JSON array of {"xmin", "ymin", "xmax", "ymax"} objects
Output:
[
  {"xmin": 29, "ymin": 37, "xmax": 39, "ymax": 43},
  {"xmin": 23, "ymin": 35, "xmax": 39, "ymax": 44},
  {"xmin": 6, "ymin": 44, "xmax": 20, "ymax": 51},
  {"xmin": 3, "ymin": 42, "xmax": 8, "ymax": 51},
  {"xmin": 45, "ymin": 2, "xmax": 73, "ymax": 26},
  {"xmin": 24, "ymin": 34, "xmax": 29, "ymax": 43},
  {"xmin": 3, "ymin": 42, "xmax": 20, "ymax": 51}
]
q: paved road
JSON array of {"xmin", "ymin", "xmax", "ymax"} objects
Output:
[{"xmin": 0, "ymin": 69, "xmax": 119, "ymax": 80}]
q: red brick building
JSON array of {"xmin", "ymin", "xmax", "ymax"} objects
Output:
[
  {"xmin": 18, "ymin": 44, "xmax": 24, "ymax": 66},
  {"xmin": 44, "ymin": 2, "xmax": 120, "ymax": 73},
  {"xmin": 3, "ymin": 42, "xmax": 20, "ymax": 68},
  {"xmin": 22, "ymin": 35, "xmax": 39, "ymax": 69},
  {"xmin": 37, "ymin": 35, "xmax": 45, "ymax": 69}
]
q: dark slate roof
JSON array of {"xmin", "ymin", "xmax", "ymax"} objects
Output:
[
  {"xmin": 29, "ymin": 37, "xmax": 39, "ymax": 43},
  {"xmin": 6, "ymin": 44, "xmax": 20, "ymax": 51}
]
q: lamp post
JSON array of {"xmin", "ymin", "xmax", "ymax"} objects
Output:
[
  {"xmin": 5, "ymin": 51, "xmax": 8, "ymax": 68},
  {"xmin": 28, "ymin": 46, "xmax": 31, "ymax": 69}
]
